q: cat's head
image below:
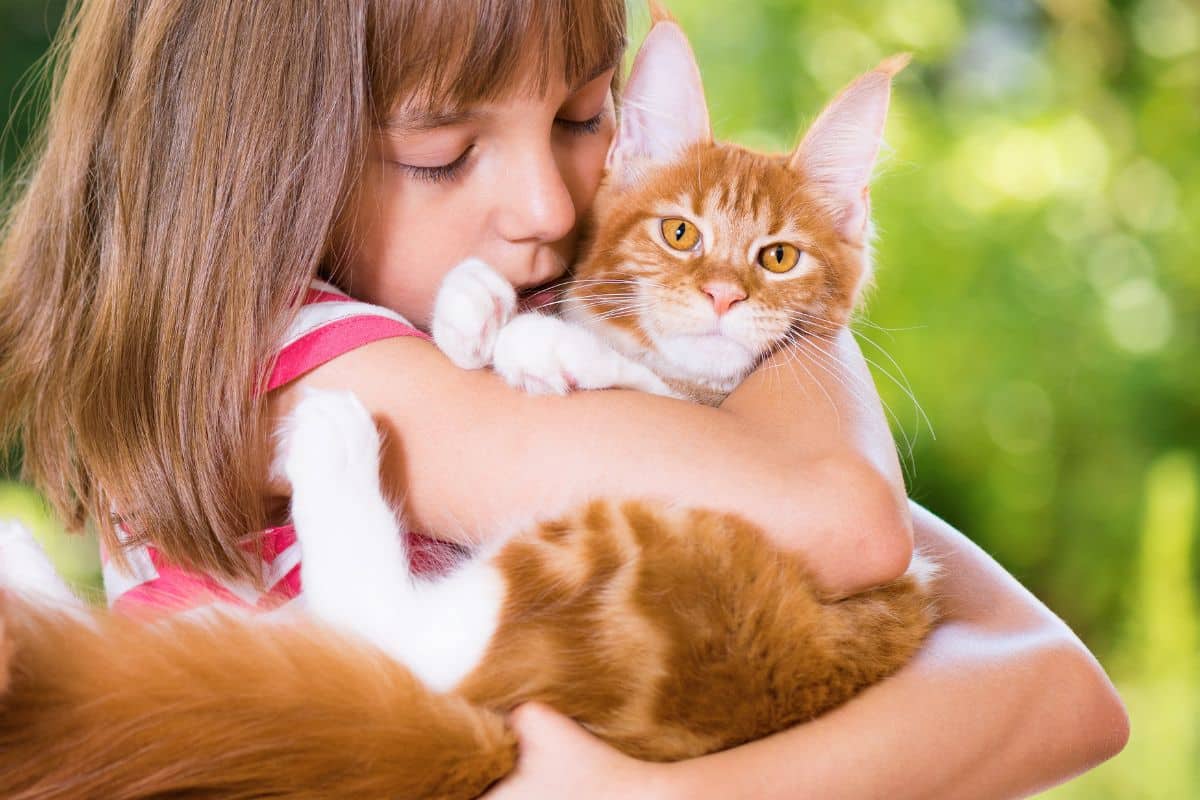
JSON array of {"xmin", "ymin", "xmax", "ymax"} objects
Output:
[{"xmin": 567, "ymin": 11, "xmax": 906, "ymax": 388}]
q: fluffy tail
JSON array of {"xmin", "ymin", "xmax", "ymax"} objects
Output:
[
  {"xmin": 0, "ymin": 591, "xmax": 516, "ymax": 800},
  {"xmin": 817, "ymin": 552, "xmax": 940, "ymax": 683}
]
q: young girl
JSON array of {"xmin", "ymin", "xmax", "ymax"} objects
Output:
[{"xmin": 0, "ymin": 0, "xmax": 1126, "ymax": 796}]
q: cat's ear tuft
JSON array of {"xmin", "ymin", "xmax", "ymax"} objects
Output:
[
  {"xmin": 647, "ymin": 0, "xmax": 677, "ymax": 24},
  {"xmin": 790, "ymin": 54, "xmax": 910, "ymax": 245},
  {"xmin": 607, "ymin": 17, "xmax": 711, "ymax": 183}
]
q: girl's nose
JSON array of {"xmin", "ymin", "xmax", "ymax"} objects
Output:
[{"xmin": 497, "ymin": 148, "xmax": 577, "ymax": 245}]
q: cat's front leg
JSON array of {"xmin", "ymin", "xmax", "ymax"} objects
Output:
[
  {"xmin": 492, "ymin": 313, "xmax": 679, "ymax": 398},
  {"xmin": 431, "ymin": 258, "xmax": 517, "ymax": 370}
]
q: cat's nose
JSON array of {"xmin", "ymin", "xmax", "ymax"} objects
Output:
[{"xmin": 702, "ymin": 281, "xmax": 748, "ymax": 316}]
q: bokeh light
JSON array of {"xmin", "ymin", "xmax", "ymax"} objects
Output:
[{"xmin": 2, "ymin": 0, "xmax": 1197, "ymax": 795}]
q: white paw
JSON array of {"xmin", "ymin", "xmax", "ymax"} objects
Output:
[
  {"xmin": 277, "ymin": 389, "xmax": 383, "ymax": 492},
  {"xmin": 431, "ymin": 259, "xmax": 517, "ymax": 370},
  {"xmin": 0, "ymin": 520, "xmax": 75, "ymax": 603},
  {"xmin": 492, "ymin": 313, "xmax": 628, "ymax": 395}
]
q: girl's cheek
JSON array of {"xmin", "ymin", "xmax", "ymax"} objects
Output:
[{"xmin": 565, "ymin": 122, "xmax": 616, "ymax": 218}]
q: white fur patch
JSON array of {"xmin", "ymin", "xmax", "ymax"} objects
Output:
[
  {"xmin": 904, "ymin": 551, "xmax": 941, "ymax": 593},
  {"xmin": 281, "ymin": 389, "xmax": 506, "ymax": 693},
  {"xmin": 493, "ymin": 312, "xmax": 676, "ymax": 397},
  {"xmin": 0, "ymin": 520, "xmax": 84, "ymax": 609},
  {"xmin": 431, "ymin": 258, "xmax": 517, "ymax": 370}
]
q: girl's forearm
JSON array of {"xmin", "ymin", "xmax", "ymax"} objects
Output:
[
  {"xmin": 653, "ymin": 502, "xmax": 1129, "ymax": 800},
  {"xmin": 284, "ymin": 330, "xmax": 912, "ymax": 594}
]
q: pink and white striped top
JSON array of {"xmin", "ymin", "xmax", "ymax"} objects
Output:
[{"xmin": 102, "ymin": 279, "xmax": 468, "ymax": 617}]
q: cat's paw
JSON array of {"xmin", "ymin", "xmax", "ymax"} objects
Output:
[
  {"xmin": 493, "ymin": 313, "xmax": 672, "ymax": 396},
  {"xmin": 0, "ymin": 520, "xmax": 77, "ymax": 603},
  {"xmin": 431, "ymin": 259, "xmax": 517, "ymax": 370},
  {"xmin": 277, "ymin": 389, "xmax": 382, "ymax": 492}
]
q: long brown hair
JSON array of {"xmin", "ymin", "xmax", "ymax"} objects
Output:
[{"xmin": 0, "ymin": 0, "xmax": 626, "ymax": 582}]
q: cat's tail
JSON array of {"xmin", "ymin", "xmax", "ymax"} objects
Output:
[
  {"xmin": 0, "ymin": 590, "xmax": 516, "ymax": 800},
  {"xmin": 813, "ymin": 551, "xmax": 941, "ymax": 687}
]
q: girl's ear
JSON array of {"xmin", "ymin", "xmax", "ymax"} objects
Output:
[
  {"xmin": 607, "ymin": 18, "xmax": 712, "ymax": 183},
  {"xmin": 790, "ymin": 54, "xmax": 910, "ymax": 245}
]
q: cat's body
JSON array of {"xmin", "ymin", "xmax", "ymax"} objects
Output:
[{"xmin": 0, "ymin": 15, "xmax": 935, "ymax": 800}]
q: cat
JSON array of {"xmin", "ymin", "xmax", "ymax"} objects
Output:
[
  {"xmin": 0, "ymin": 13, "xmax": 934, "ymax": 800},
  {"xmin": 432, "ymin": 29, "xmax": 906, "ymax": 409}
]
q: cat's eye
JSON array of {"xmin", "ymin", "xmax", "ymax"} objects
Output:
[
  {"xmin": 661, "ymin": 218, "xmax": 701, "ymax": 252},
  {"xmin": 758, "ymin": 243, "xmax": 801, "ymax": 273}
]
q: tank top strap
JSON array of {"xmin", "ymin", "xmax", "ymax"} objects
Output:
[{"xmin": 261, "ymin": 279, "xmax": 431, "ymax": 395}]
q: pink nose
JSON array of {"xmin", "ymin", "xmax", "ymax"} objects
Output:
[{"xmin": 702, "ymin": 281, "xmax": 748, "ymax": 316}]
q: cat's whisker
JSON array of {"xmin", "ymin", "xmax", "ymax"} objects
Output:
[
  {"xmin": 790, "ymin": 311, "xmax": 847, "ymax": 335},
  {"xmin": 770, "ymin": 339, "xmax": 842, "ymax": 427},
  {"xmin": 788, "ymin": 333, "xmax": 920, "ymax": 472},
  {"xmin": 783, "ymin": 334, "xmax": 876, "ymax": 413},
  {"xmin": 846, "ymin": 331, "xmax": 936, "ymax": 471}
]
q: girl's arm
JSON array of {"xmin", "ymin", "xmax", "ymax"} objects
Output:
[
  {"xmin": 485, "ymin": 501, "xmax": 1130, "ymax": 800},
  {"xmin": 269, "ymin": 328, "xmax": 912, "ymax": 596}
]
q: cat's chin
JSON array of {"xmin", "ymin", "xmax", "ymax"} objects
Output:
[{"xmin": 653, "ymin": 333, "xmax": 758, "ymax": 385}]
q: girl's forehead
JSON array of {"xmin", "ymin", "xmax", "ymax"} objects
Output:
[
  {"xmin": 386, "ymin": 56, "xmax": 621, "ymax": 133},
  {"xmin": 372, "ymin": 0, "xmax": 626, "ymax": 121}
]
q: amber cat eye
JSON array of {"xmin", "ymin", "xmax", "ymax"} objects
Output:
[
  {"xmin": 661, "ymin": 218, "xmax": 701, "ymax": 251},
  {"xmin": 758, "ymin": 243, "xmax": 801, "ymax": 273}
]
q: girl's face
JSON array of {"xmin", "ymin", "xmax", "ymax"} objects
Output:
[{"xmin": 335, "ymin": 66, "xmax": 618, "ymax": 327}]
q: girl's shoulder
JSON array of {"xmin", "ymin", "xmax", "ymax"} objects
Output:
[{"xmin": 263, "ymin": 279, "xmax": 431, "ymax": 395}]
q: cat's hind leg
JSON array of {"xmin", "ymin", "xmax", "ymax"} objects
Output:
[
  {"xmin": 279, "ymin": 388, "xmax": 506, "ymax": 693},
  {"xmin": 279, "ymin": 389, "xmax": 417, "ymax": 654},
  {"xmin": 0, "ymin": 520, "xmax": 83, "ymax": 608}
]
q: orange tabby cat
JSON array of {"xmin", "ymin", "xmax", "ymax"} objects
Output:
[{"xmin": 0, "ymin": 15, "xmax": 933, "ymax": 800}]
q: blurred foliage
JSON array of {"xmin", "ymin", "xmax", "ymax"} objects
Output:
[{"xmin": 1, "ymin": 0, "xmax": 1197, "ymax": 795}]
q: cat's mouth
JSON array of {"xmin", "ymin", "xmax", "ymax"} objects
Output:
[{"xmin": 517, "ymin": 280, "xmax": 562, "ymax": 313}]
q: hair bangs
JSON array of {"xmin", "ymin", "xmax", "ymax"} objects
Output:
[{"xmin": 370, "ymin": 0, "xmax": 627, "ymax": 121}]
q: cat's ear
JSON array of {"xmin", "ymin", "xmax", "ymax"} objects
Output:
[
  {"xmin": 607, "ymin": 13, "xmax": 712, "ymax": 183},
  {"xmin": 790, "ymin": 54, "xmax": 910, "ymax": 245}
]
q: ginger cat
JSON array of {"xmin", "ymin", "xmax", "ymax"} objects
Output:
[{"xmin": 0, "ymin": 14, "xmax": 933, "ymax": 800}]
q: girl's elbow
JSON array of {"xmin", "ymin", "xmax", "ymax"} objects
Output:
[
  {"xmin": 812, "ymin": 456, "xmax": 915, "ymax": 593},
  {"xmin": 1038, "ymin": 639, "xmax": 1131, "ymax": 771}
]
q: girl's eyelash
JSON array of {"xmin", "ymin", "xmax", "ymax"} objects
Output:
[
  {"xmin": 395, "ymin": 146, "xmax": 474, "ymax": 184},
  {"xmin": 394, "ymin": 110, "xmax": 603, "ymax": 183},
  {"xmin": 556, "ymin": 111, "xmax": 605, "ymax": 137}
]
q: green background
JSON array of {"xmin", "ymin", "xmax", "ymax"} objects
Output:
[{"xmin": 2, "ymin": 0, "xmax": 1196, "ymax": 796}]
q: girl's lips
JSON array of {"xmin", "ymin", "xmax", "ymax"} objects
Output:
[{"xmin": 517, "ymin": 287, "xmax": 560, "ymax": 313}]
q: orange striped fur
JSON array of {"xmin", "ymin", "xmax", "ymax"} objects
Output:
[{"xmin": 1, "ymin": 500, "xmax": 935, "ymax": 798}]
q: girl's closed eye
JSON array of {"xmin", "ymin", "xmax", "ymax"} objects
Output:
[
  {"xmin": 393, "ymin": 146, "xmax": 476, "ymax": 184},
  {"xmin": 555, "ymin": 110, "xmax": 606, "ymax": 137}
]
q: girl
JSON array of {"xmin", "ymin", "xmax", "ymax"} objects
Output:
[{"xmin": 0, "ymin": 0, "xmax": 1126, "ymax": 797}]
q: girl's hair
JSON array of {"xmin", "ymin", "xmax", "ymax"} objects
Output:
[{"xmin": 0, "ymin": 0, "xmax": 626, "ymax": 582}]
